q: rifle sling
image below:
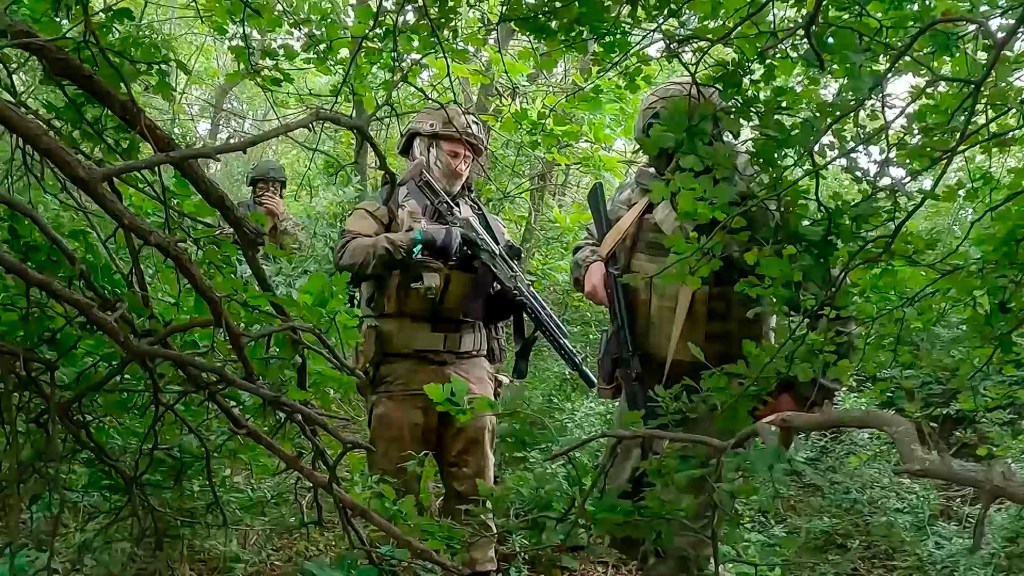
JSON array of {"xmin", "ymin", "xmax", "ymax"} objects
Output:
[
  {"xmin": 598, "ymin": 196, "xmax": 651, "ymax": 262},
  {"xmin": 511, "ymin": 310, "xmax": 539, "ymax": 380},
  {"xmin": 662, "ymin": 285, "xmax": 693, "ymax": 387},
  {"xmin": 468, "ymin": 195, "xmax": 501, "ymax": 245}
]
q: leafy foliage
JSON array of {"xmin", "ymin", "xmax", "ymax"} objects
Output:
[{"xmin": 2, "ymin": 0, "xmax": 1024, "ymax": 574}]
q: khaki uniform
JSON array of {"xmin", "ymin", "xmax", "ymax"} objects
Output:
[
  {"xmin": 216, "ymin": 197, "xmax": 303, "ymax": 252},
  {"xmin": 571, "ymin": 164, "xmax": 854, "ymax": 574},
  {"xmin": 334, "ymin": 170, "xmax": 515, "ymax": 573}
]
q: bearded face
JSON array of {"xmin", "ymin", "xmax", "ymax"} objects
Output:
[
  {"xmin": 252, "ymin": 179, "xmax": 283, "ymax": 200},
  {"xmin": 410, "ymin": 136, "xmax": 474, "ymax": 195}
]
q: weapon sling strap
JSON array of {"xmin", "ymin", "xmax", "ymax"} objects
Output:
[
  {"xmin": 463, "ymin": 196, "xmax": 538, "ymax": 381},
  {"xmin": 598, "ymin": 196, "xmax": 651, "ymax": 262},
  {"xmin": 662, "ymin": 285, "xmax": 693, "ymax": 387}
]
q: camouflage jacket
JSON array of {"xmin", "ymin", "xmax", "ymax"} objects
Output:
[
  {"xmin": 215, "ymin": 198, "xmax": 304, "ymax": 253},
  {"xmin": 334, "ymin": 164, "xmax": 518, "ymax": 375},
  {"xmin": 571, "ymin": 163, "xmax": 856, "ymax": 406}
]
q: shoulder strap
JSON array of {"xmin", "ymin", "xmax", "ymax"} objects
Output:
[
  {"xmin": 597, "ymin": 195, "xmax": 651, "ymax": 261},
  {"xmin": 661, "ymin": 285, "xmax": 694, "ymax": 387}
]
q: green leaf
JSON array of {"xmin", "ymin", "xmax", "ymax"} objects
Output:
[{"xmin": 687, "ymin": 342, "xmax": 706, "ymax": 363}]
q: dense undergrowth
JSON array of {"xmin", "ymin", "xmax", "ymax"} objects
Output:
[
  {"xmin": 4, "ymin": 0, "xmax": 1024, "ymax": 574},
  {"xmin": 4, "ymin": 207, "xmax": 1022, "ymax": 575}
]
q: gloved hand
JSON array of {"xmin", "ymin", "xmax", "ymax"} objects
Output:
[{"xmin": 413, "ymin": 224, "xmax": 463, "ymax": 262}]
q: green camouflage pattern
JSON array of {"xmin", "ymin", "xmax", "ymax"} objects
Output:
[
  {"xmin": 248, "ymin": 159, "xmax": 287, "ymax": 188},
  {"xmin": 571, "ymin": 162, "xmax": 855, "ymax": 401},
  {"xmin": 398, "ymin": 104, "xmax": 488, "ymax": 158},
  {"xmin": 214, "ymin": 198, "xmax": 303, "ymax": 253},
  {"xmin": 572, "ymin": 159, "xmax": 856, "ymax": 575}
]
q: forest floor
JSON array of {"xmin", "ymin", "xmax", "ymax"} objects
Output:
[
  {"xmin": 567, "ymin": 562, "xmax": 640, "ymax": 576},
  {"xmin": 247, "ymin": 561, "xmax": 640, "ymax": 576}
]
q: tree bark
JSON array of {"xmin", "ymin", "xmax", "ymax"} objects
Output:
[
  {"xmin": 473, "ymin": 22, "xmax": 515, "ymax": 115},
  {"xmin": 201, "ymin": 77, "xmax": 243, "ymax": 170},
  {"xmin": 519, "ymin": 160, "xmax": 554, "ymax": 268}
]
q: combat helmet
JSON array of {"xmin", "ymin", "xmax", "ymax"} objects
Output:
[
  {"xmin": 398, "ymin": 105, "xmax": 488, "ymax": 159},
  {"xmin": 634, "ymin": 78, "xmax": 724, "ymax": 141},
  {"xmin": 247, "ymin": 159, "xmax": 287, "ymax": 189}
]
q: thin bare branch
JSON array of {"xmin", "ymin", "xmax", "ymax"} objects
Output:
[{"xmin": 97, "ymin": 109, "xmax": 395, "ymax": 185}]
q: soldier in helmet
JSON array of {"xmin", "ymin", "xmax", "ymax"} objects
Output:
[
  {"xmin": 334, "ymin": 104, "xmax": 521, "ymax": 576},
  {"xmin": 216, "ymin": 158, "xmax": 303, "ymax": 251},
  {"xmin": 570, "ymin": 79, "xmax": 856, "ymax": 575}
]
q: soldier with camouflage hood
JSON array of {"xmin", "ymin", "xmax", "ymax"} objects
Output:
[
  {"xmin": 216, "ymin": 159, "xmax": 303, "ymax": 251},
  {"xmin": 334, "ymin": 104, "xmax": 520, "ymax": 576},
  {"xmin": 570, "ymin": 79, "xmax": 856, "ymax": 575}
]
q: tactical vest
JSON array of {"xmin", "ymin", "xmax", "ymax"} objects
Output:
[
  {"xmin": 615, "ymin": 168, "xmax": 774, "ymax": 371},
  {"xmin": 359, "ymin": 181, "xmax": 509, "ymax": 360}
]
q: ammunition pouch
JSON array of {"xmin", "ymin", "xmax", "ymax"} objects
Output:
[{"xmin": 485, "ymin": 323, "xmax": 507, "ymax": 366}]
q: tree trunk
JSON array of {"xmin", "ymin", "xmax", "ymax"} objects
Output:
[
  {"xmin": 519, "ymin": 160, "xmax": 553, "ymax": 268},
  {"xmin": 201, "ymin": 77, "xmax": 242, "ymax": 171},
  {"xmin": 353, "ymin": 0, "xmax": 371, "ymax": 196},
  {"xmin": 473, "ymin": 22, "xmax": 515, "ymax": 115}
]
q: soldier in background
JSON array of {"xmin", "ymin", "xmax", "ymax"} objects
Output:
[{"xmin": 215, "ymin": 158, "xmax": 303, "ymax": 252}]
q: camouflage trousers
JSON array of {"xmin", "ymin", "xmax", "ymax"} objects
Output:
[
  {"xmin": 599, "ymin": 361, "xmax": 740, "ymax": 576},
  {"xmin": 366, "ymin": 355, "xmax": 497, "ymax": 573}
]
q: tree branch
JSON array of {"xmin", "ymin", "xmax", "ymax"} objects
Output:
[
  {"xmin": 803, "ymin": 0, "xmax": 826, "ymax": 70},
  {"xmin": 0, "ymin": 190, "xmax": 112, "ymax": 306},
  {"xmin": 760, "ymin": 410, "xmax": 1024, "ymax": 504},
  {"xmin": 0, "ymin": 21, "xmax": 360, "ymax": 390},
  {"xmin": 551, "ymin": 409, "xmax": 1024, "ymax": 507},
  {"xmin": 207, "ymin": 393, "xmax": 467, "ymax": 574},
  {"xmin": 96, "ymin": 109, "xmax": 395, "ymax": 186},
  {"xmin": 0, "ymin": 246, "xmax": 367, "ymax": 453},
  {"xmin": 0, "ymin": 98, "xmax": 258, "ymax": 381},
  {"xmin": 0, "ymin": 14, "xmax": 278, "ymax": 295}
]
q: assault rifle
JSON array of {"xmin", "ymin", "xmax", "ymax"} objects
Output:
[
  {"xmin": 587, "ymin": 182, "xmax": 647, "ymax": 421},
  {"xmin": 413, "ymin": 168, "xmax": 597, "ymax": 390}
]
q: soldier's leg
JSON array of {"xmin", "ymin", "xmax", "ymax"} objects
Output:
[
  {"xmin": 640, "ymin": 414, "xmax": 729, "ymax": 576},
  {"xmin": 492, "ymin": 373, "xmax": 510, "ymax": 486},
  {"xmin": 436, "ymin": 357, "xmax": 498, "ymax": 574},
  {"xmin": 602, "ymin": 384, "xmax": 729, "ymax": 575},
  {"xmin": 366, "ymin": 371, "xmax": 438, "ymax": 499},
  {"xmin": 600, "ymin": 395, "xmax": 668, "ymax": 563}
]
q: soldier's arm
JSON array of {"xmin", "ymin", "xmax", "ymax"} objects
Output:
[
  {"xmin": 570, "ymin": 181, "xmax": 634, "ymax": 293},
  {"xmin": 271, "ymin": 213, "xmax": 304, "ymax": 253},
  {"xmin": 779, "ymin": 263, "xmax": 858, "ymax": 405},
  {"xmin": 213, "ymin": 200, "xmax": 257, "ymax": 246},
  {"xmin": 813, "ymin": 270, "xmax": 857, "ymax": 373},
  {"xmin": 334, "ymin": 199, "xmax": 415, "ymax": 282},
  {"xmin": 474, "ymin": 210, "xmax": 522, "ymax": 324}
]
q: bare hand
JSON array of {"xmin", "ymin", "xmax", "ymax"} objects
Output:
[
  {"xmin": 753, "ymin": 391, "xmax": 801, "ymax": 420},
  {"xmin": 257, "ymin": 194, "xmax": 285, "ymax": 220},
  {"xmin": 583, "ymin": 261, "xmax": 609, "ymax": 308}
]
